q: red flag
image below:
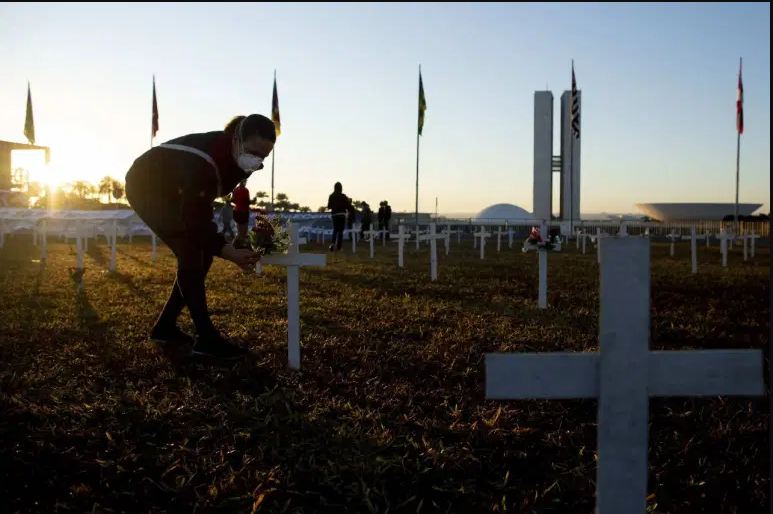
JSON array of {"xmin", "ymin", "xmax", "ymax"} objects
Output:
[
  {"xmin": 152, "ymin": 76, "xmax": 159, "ymax": 139},
  {"xmin": 736, "ymin": 59, "xmax": 743, "ymax": 135}
]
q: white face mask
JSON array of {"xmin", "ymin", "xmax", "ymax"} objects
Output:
[
  {"xmin": 232, "ymin": 116, "xmax": 265, "ymax": 174},
  {"xmin": 237, "ymin": 154, "xmax": 263, "ymax": 174}
]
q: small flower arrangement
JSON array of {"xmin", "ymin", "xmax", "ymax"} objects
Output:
[
  {"xmin": 248, "ymin": 213, "xmax": 290, "ymax": 255},
  {"xmin": 522, "ymin": 226, "xmax": 561, "ymax": 252}
]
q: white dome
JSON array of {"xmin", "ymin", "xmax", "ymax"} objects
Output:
[{"xmin": 475, "ymin": 203, "xmax": 534, "ymax": 222}]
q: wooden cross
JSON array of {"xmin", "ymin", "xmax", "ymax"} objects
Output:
[
  {"xmin": 486, "ymin": 236, "xmax": 763, "ymax": 513},
  {"xmin": 419, "ymin": 223, "xmax": 447, "ymax": 281},
  {"xmin": 259, "ymin": 223, "xmax": 326, "ymax": 370},
  {"xmin": 473, "ymin": 227, "xmax": 491, "ymax": 260},
  {"xmin": 717, "ymin": 229, "xmax": 733, "ymax": 268},
  {"xmin": 363, "ymin": 227, "xmax": 380, "ymax": 259},
  {"xmin": 395, "ymin": 225, "xmax": 410, "ymax": 268}
]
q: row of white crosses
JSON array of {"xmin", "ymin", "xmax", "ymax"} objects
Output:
[
  {"xmin": 256, "ymin": 222, "xmax": 326, "ymax": 370},
  {"xmin": 486, "ymin": 237, "xmax": 763, "ymax": 513}
]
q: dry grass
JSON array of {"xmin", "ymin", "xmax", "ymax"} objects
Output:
[{"xmin": 0, "ymin": 233, "xmax": 768, "ymax": 513}]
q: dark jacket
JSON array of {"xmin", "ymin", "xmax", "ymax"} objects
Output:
[
  {"xmin": 125, "ymin": 131, "xmax": 249, "ymax": 257},
  {"xmin": 327, "ymin": 191, "xmax": 351, "ymax": 215},
  {"xmin": 361, "ymin": 204, "xmax": 372, "ymax": 225}
]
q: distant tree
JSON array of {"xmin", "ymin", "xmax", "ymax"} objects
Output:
[
  {"xmin": 317, "ymin": 206, "xmax": 327, "ymax": 213},
  {"xmin": 252, "ymin": 191, "xmax": 268, "ymax": 205},
  {"xmin": 98, "ymin": 176, "xmax": 114, "ymax": 203},
  {"xmin": 275, "ymin": 192, "xmax": 289, "ymax": 202},
  {"xmin": 299, "ymin": 206, "xmax": 311, "ymax": 213},
  {"xmin": 111, "ymin": 180, "xmax": 124, "ymax": 201},
  {"xmin": 71, "ymin": 181, "xmax": 95, "ymax": 199}
]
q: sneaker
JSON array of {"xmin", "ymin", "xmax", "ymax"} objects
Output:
[
  {"xmin": 191, "ymin": 333, "xmax": 248, "ymax": 361},
  {"xmin": 150, "ymin": 325, "xmax": 195, "ymax": 347},
  {"xmin": 328, "ymin": 244, "xmax": 335, "ymax": 252}
]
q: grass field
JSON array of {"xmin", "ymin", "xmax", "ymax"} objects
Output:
[{"xmin": 0, "ymin": 233, "xmax": 769, "ymax": 513}]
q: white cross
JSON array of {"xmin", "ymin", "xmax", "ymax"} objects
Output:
[
  {"xmin": 666, "ymin": 231, "xmax": 681, "ymax": 257},
  {"xmin": 680, "ymin": 227, "xmax": 708, "ymax": 274},
  {"xmin": 618, "ymin": 223, "xmax": 628, "ymax": 237},
  {"xmin": 473, "ymin": 227, "xmax": 491, "ymax": 260},
  {"xmin": 442, "ymin": 225, "xmax": 455, "ymax": 256},
  {"xmin": 747, "ymin": 231, "xmax": 760, "ymax": 258},
  {"xmin": 259, "ymin": 223, "xmax": 326, "ymax": 370},
  {"xmin": 486, "ymin": 237, "xmax": 763, "ymax": 513},
  {"xmin": 591, "ymin": 228, "xmax": 609, "ymax": 263},
  {"xmin": 395, "ymin": 225, "xmax": 410, "ymax": 268},
  {"xmin": 717, "ymin": 229, "xmax": 733, "ymax": 268},
  {"xmin": 576, "ymin": 229, "xmax": 582, "ymax": 249},
  {"xmin": 363, "ymin": 227, "xmax": 380, "ymax": 259},
  {"xmin": 414, "ymin": 224, "xmax": 422, "ymax": 250},
  {"xmin": 419, "ymin": 223, "xmax": 447, "ymax": 281}
]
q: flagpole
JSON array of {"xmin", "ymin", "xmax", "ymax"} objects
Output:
[
  {"xmin": 271, "ymin": 146, "xmax": 276, "ymax": 212},
  {"xmin": 734, "ymin": 130, "xmax": 740, "ymax": 235},
  {"xmin": 415, "ymin": 128, "xmax": 420, "ymax": 230},
  {"xmin": 734, "ymin": 57, "xmax": 742, "ymax": 236},
  {"xmin": 415, "ymin": 65, "xmax": 421, "ymax": 232},
  {"xmin": 271, "ymin": 69, "xmax": 276, "ymax": 212}
]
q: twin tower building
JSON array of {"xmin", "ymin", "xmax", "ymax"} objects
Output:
[{"xmin": 533, "ymin": 90, "xmax": 581, "ymax": 227}]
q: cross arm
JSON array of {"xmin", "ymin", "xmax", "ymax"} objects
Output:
[
  {"xmin": 485, "ymin": 353, "xmax": 599, "ymax": 400},
  {"xmin": 261, "ymin": 253, "xmax": 326, "ymax": 267},
  {"xmin": 648, "ymin": 350, "xmax": 763, "ymax": 397}
]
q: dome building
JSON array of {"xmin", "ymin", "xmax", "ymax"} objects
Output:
[{"xmin": 474, "ymin": 203, "xmax": 534, "ymax": 224}]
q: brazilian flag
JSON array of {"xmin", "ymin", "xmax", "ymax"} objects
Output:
[
  {"xmin": 418, "ymin": 71, "xmax": 426, "ymax": 136},
  {"xmin": 272, "ymin": 74, "xmax": 281, "ymax": 137}
]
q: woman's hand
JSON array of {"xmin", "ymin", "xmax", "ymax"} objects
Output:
[{"xmin": 220, "ymin": 244, "xmax": 260, "ymax": 270}]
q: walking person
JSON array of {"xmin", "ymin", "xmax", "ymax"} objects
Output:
[{"xmin": 326, "ymin": 182, "xmax": 351, "ymax": 251}]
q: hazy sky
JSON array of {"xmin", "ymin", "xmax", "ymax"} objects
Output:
[{"xmin": 1, "ymin": 2, "xmax": 769, "ymax": 215}]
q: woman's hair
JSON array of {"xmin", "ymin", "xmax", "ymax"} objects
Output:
[{"xmin": 225, "ymin": 114, "xmax": 277, "ymax": 142}]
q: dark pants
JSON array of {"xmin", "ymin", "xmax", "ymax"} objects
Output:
[
  {"xmin": 360, "ymin": 221, "xmax": 370, "ymax": 237},
  {"xmin": 125, "ymin": 161, "xmax": 219, "ymax": 338},
  {"xmin": 331, "ymin": 214, "xmax": 346, "ymax": 250},
  {"xmin": 379, "ymin": 220, "xmax": 391, "ymax": 240}
]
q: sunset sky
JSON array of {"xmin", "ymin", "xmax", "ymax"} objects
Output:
[{"xmin": 1, "ymin": 2, "xmax": 769, "ymax": 215}]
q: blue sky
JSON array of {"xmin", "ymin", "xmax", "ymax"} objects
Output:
[{"xmin": 1, "ymin": 2, "xmax": 769, "ymax": 215}]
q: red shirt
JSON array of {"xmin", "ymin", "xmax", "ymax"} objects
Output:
[{"xmin": 232, "ymin": 185, "xmax": 250, "ymax": 212}]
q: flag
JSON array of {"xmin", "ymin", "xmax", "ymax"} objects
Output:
[
  {"xmin": 736, "ymin": 58, "xmax": 743, "ymax": 135},
  {"xmin": 272, "ymin": 73, "xmax": 281, "ymax": 136},
  {"xmin": 570, "ymin": 61, "xmax": 580, "ymax": 139},
  {"xmin": 418, "ymin": 70, "xmax": 427, "ymax": 136},
  {"xmin": 24, "ymin": 82, "xmax": 35, "ymax": 145},
  {"xmin": 152, "ymin": 76, "xmax": 159, "ymax": 139}
]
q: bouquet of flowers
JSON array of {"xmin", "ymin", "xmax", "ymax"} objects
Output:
[
  {"xmin": 248, "ymin": 213, "xmax": 290, "ymax": 256},
  {"xmin": 522, "ymin": 226, "xmax": 561, "ymax": 253}
]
